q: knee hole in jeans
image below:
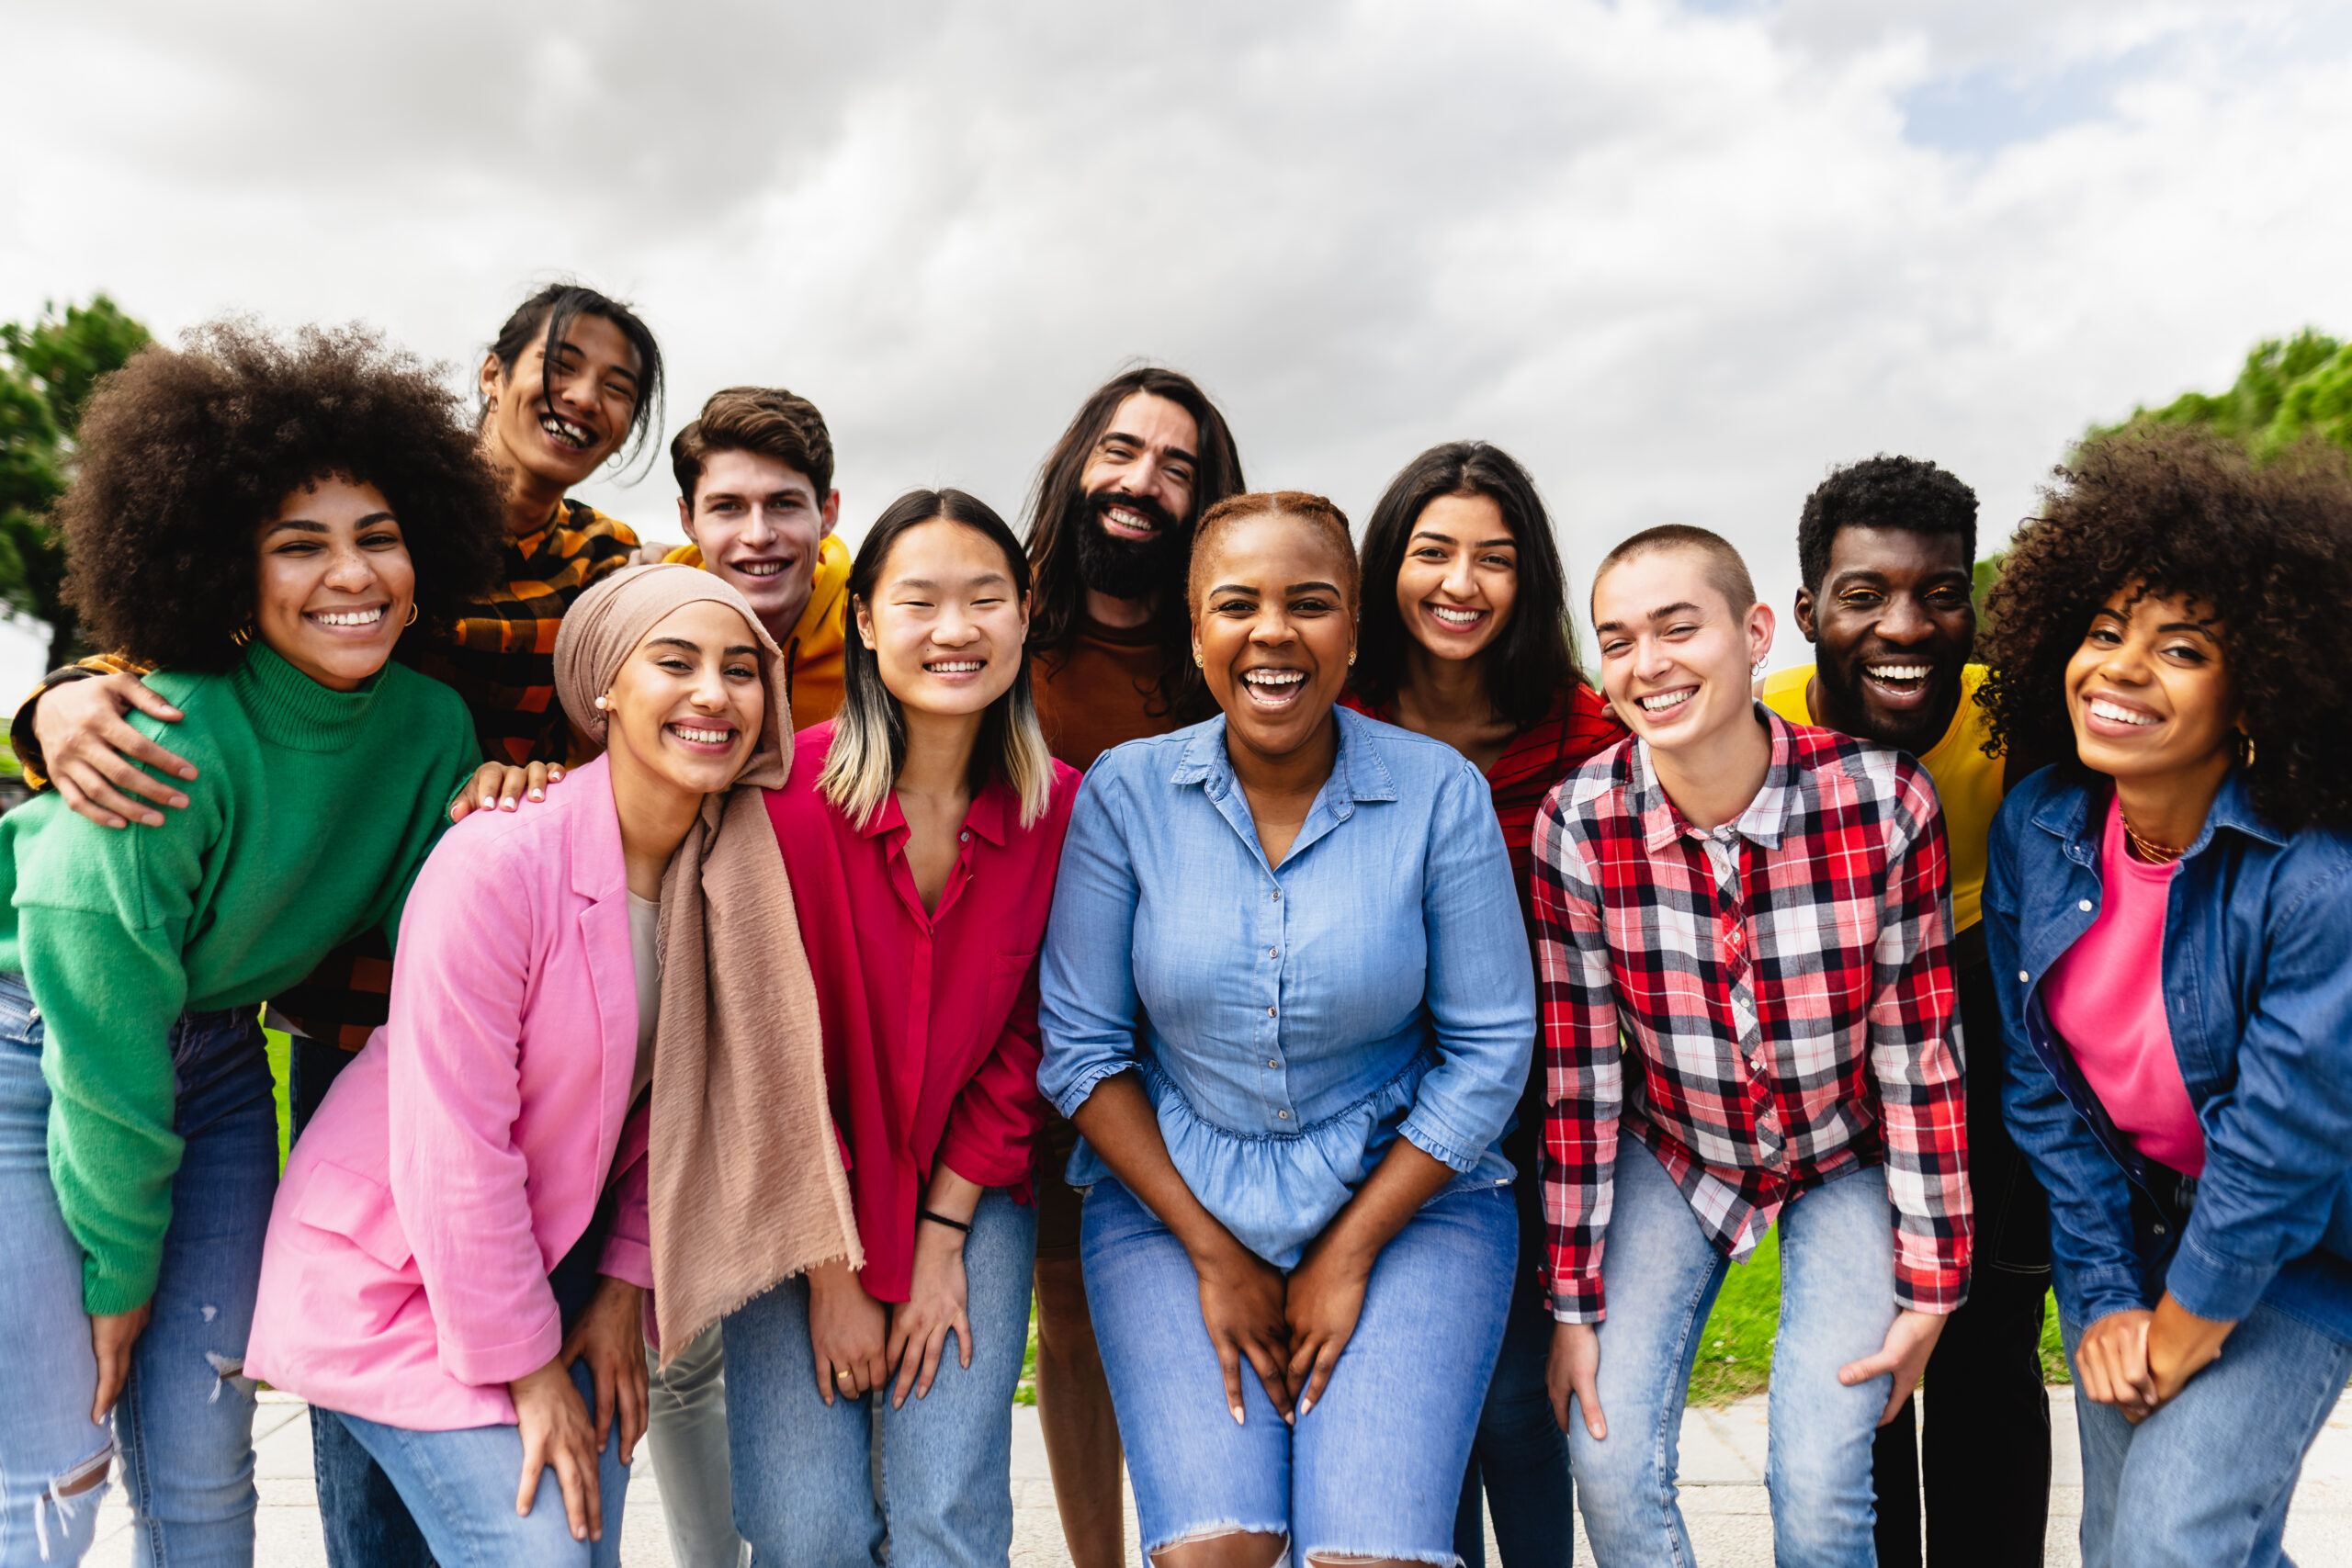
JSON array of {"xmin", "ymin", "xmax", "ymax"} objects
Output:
[
  {"xmin": 1151, "ymin": 1526, "xmax": 1289, "ymax": 1568},
  {"xmin": 51, "ymin": 1445, "xmax": 112, "ymax": 1498}
]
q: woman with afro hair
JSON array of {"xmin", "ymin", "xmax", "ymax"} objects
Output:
[
  {"xmin": 1979, "ymin": 426, "xmax": 2352, "ymax": 1568},
  {"xmin": 0, "ymin": 321, "xmax": 503, "ymax": 1566}
]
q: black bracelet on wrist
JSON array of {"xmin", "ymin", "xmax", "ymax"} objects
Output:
[{"xmin": 919, "ymin": 1207, "xmax": 972, "ymax": 1235}]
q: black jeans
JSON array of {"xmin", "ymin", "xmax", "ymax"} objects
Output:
[{"xmin": 1871, "ymin": 953, "xmax": 2054, "ymax": 1567}]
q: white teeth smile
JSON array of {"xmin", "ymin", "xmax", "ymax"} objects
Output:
[
  {"xmin": 540, "ymin": 414, "xmax": 594, "ymax": 449},
  {"xmin": 1869, "ymin": 664, "xmax": 1930, "ymax": 682},
  {"xmin": 310, "ymin": 608, "xmax": 384, "ymax": 627},
  {"xmin": 926, "ymin": 660, "xmax": 984, "ymax": 673},
  {"xmin": 735, "ymin": 561, "xmax": 784, "ymax": 577},
  {"xmin": 1638, "ymin": 688, "xmax": 1694, "ymax": 714},
  {"xmin": 670, "ymin": 725, "xmax": 733, "ymax": 745},
  {"xmin": 1242, "ymin": 670, "xmax": 1306, "ymax": 688},
  {"xmin": 2088, "ymin": 698, "xmax": 2157, "ymax": 728},
  {"xmin": 1430, "ymin": 605, "xmax": 1484, "ymax": 626},
  {"xmin": 1104, "ymin": 507, "xmax": 1155, "ymax": 535}
]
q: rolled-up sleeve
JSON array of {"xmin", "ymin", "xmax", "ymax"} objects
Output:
[
  {"xmin": 1038, "ymin": 772, "xmax": 1145, "ymax": 1120},
  {"xmin": 1397, "ymin": 760, "xmax": 1536, "ymax": 1174}
]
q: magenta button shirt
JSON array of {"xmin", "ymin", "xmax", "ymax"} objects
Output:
[
  {"xmin": 766, "ymin": 720, "xmax": 1080, "ymax": 1303},
  {"xmin": 2042, "ymin": 795, "xmax": 2206, "ymax": 1175}
]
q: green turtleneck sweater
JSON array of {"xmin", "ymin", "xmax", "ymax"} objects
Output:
[{"xmin": 0, "ymin": 643, "xmax": 478, "ymax": 1314}]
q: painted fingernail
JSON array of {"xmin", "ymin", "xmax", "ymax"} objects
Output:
[
  {"xmin": 529, "ymin": 789, "xmax": 544, "ymax": 800},
  {"xmin": 1230, "ymin": 1404, "xmax": 1244, "ymax": 1425},
  {"xmin": 501, "ymin": 797, "xmax": 517, "ymax": 810},
  {"xmin": 1299, "ymin": 1396, "xmax": 1314, "ymax": 1417}
]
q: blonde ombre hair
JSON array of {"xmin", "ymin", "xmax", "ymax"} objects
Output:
[{"xmin": 819, "ymin": 489, "xmax": 1056, "ymax": 829}]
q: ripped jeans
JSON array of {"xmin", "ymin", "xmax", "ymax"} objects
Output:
[{"xmin": 0, "ymin": 973, "xmax": 276, "ymax": 1567}]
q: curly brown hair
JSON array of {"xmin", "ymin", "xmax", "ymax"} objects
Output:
[
  {"xmin": 1978, "ymin": 426, "xmax": 2352, "ymax": 833},
  {"xmin": 58, "ymin": 320, "xmax": 507, "ymax": 672}
]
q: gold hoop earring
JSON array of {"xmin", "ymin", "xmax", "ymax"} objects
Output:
[
  {"xmin": 402, "ymin": 604, "xmax": 419, "ymax": 628},
  {"xmin": 2239, "ymin": 731, "xmax": 2256, "ymax": 769},
  {"xmin": 231, "ymin": 621, "xmax": 254, "ymax": 649}
]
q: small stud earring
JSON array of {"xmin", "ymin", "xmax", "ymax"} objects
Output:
[
  {"xmin": 1347, "ymin": 650, "xmax": 1357, "ymax": 667},
  {"xmin": 594, "ymin": 694, "xmax": 610, "ymax": 711}
]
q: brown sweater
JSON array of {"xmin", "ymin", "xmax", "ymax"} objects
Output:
[{"xmin": 1030, "ymin": 615, "xmax": 1181, "ymax": 770}]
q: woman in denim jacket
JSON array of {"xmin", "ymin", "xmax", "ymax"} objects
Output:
[{"xmin": 1978, "ymin": 428, "xmax": 2352, "ymax": 1568}]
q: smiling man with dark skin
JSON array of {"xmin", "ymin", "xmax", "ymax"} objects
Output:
[{"xmin": 1761, "ymin": 455, "xmax": 2053, "ymax": 1568}]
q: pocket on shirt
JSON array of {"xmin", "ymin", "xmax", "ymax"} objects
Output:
[
  {"xmin": 294, "ymin": 1158, "xmax": 414, "ymax": 1272},
  {"xmin": 986, "ymin": 949, "xmax": 1041, "ymax": 1029}
]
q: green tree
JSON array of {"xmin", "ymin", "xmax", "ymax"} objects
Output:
[
  {"xmin": 0, "ymin": 296, "xmax": 153, "ymax": 669},
  {"xmin": 2112, "ymin": 328, "xmax": 2352, "ymax": 461}
]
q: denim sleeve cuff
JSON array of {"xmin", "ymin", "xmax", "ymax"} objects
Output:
[
  {"xmin": 2162, "ymin": 1229, "xmax": 2273, "ymax": 1325},
  {"xmin": 1046, "ymin": 1059, "xmax": 1131, "ymax": 1122},
  {"xmin": 2064, "ymin": 1267, "xmax": 2154, "ymax": 1331},
  {"xmin": 1398, "ymin": 1111, "xmax": 1481, "ymax": 1175}
]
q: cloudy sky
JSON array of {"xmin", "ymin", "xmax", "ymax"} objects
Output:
[{"xmin": 4, "ymin": 0, "xmax": 2348, "ymax": 693}]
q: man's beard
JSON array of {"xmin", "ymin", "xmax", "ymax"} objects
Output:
[{"xmin": 1072, "ymin": 489, "xmax": 1184, "ymax": 604}]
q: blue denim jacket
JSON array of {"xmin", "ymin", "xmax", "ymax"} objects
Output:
[
  {"xmin": 1984, "ymin": 765, "xmax": 2352, "ymax": 1343},
  {"xmin": 1038, "ymin": 705, "xmax": 1536, "ymax": 1269}
]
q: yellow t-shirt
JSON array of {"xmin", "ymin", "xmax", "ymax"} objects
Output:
[
  {"xmin": 665, "ymin": 533, "xmax": 852, "ymax": 734},
  {"xmin": 1759, "ymin": 662, "xmax": 2003, "ymax": 932}
]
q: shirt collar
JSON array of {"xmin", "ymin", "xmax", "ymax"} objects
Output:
[
  {"xmin": 1630, "ymin": 703, "xmax": 1803, "ymax": 854},
  {"xmin": 2031, "ymin": 761, "xmax": 2285, "ymax": 857},
  {"xmin": 851, "ymin": 767, "xmax": 1013, "ymax": 846},
  {"xmin": 1170, "ymin": 705, "xmax": 1399, "ymax": 809}
]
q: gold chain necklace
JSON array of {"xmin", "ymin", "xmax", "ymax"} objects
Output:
[{"xmin": 2120, "ymin": 812, "xmax": 2186, "ymax": 864}]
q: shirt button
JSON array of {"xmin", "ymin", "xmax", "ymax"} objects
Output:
[
  {"xmin": 1268, "ymin": 1059, "xmax": 1280, "ymax": 1068},
  {"xmin": 1268, "ymin": 1006, "xmax": 1278, "ymax": 1018},
  {"xmin": 2018, "ymin": 970, "xmax": 2030, "ymax": 983},
  {"xmin": 1277, "ymin": 1110, "xmax": 1291, "ymax": 1120},
  {"xmin": 1268, "ymin": 947, "xmax": 1279, "ymax": 958},
  {"xmin": 1272, "ymin": 890, "xmax": 1281, "ymax": 900},
  {"xmin": 2078, "ymin": 898, "xmax": 2092, "ymax": 912}
]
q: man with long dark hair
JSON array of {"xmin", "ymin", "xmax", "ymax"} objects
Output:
[{"xmin": 1021, "ymin": 366, "xmax": 1244, "ymax": 1568}]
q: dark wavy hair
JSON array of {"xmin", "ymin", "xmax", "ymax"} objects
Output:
[
  {"xmin": 1351, "ymin": 441, "xmax": 1581, "ymax": 729},
  {"xmin": 1796, "ymin": 455, "xmax": 1978, "ymax": 591},
  {"xmin": 1023, "ymin": 366, "xmax": 1246, "ymax": 717},
  {"xmin": 483, "ymin": 281, "xmax": 665, "ymax": 477},
  {"xmin": 57, "ymin": 320, "xmax": 507, "ymax": 673},
  {"xmin": 1978, "ymin": 426, "xmax": 2352, "ymax": 833}
]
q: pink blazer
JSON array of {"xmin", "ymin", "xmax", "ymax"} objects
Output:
[{"xmin": 247, "ymin": 755, "xmax": 652, "ymax": 1431}]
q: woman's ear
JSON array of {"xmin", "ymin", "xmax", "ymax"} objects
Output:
[
  {"xmin": 478, "ymin": 351, "xmax": 503, "ymax": 403},
  {"xmin": 854, "ymin": 595, "xmax": 877, "ymax": 652}
]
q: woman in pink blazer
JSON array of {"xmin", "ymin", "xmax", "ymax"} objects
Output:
[{"xmin": 248, "ymin": 567, "xmax": 804, "ymax": 1564}]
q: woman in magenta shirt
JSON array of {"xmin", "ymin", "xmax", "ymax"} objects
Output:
[{"xmin": 723, "ymin": 488, "xmax": 1080, "ymax": 1566}]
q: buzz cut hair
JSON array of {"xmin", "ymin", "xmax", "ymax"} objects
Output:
[{"xmin": 1593, "ymin": 524, "xmax": 1757, "ymax": 615}]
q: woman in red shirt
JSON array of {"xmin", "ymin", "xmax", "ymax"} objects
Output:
[
  {"xmin": 723, "ymin": 488, "xmax": 1080, "ymax": 1564},
  {"xmin": 1345, "ymin": 442, "xmax": 1623, "ymax": 1568}
]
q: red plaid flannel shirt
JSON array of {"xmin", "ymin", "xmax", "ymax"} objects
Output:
[{"xmin": 1531, "ymin": 711, "xmax": 1971, "ymax": 1323}]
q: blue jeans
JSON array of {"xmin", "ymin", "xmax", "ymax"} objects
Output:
[
  {"xmin": 2064, "ymin": 1304, "xmax": 2352, "ymax": 1568},
  {"xmin": 723, "ymin": 1189, "xmax": 1037, "ymax": 1568},
  {"xmin": 1571, "ymin": 1133, "xmax": 1895, "ymax": 1568},
  {"xmin": 1457, "ymin": 1264, "xmax": 1575, "ymax": 1568},
  {"xmin": 1085, "ymin": 1174, "xmax": 1517, "ymax": 1564},
  {"xmin": 334, "ymin": 1359, "xmax": 628, "ymax": 1568},
  {"xmin": 291, "ymin": 1037, "xmax": 441, "ymax": 1568},
  {"xmin": 642, "ymin": 1325, "xmax": 746, "ymax": 1567},
  {"xmin": 0, "ymin": 973, "xmax": 277, "ymax": 1568}
]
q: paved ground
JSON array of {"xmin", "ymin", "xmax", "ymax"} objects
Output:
[{"xmin": 89, "ymin": 1387, "xmax": 2352, "ymax": 1565}]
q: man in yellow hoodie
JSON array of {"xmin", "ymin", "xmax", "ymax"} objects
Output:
[
  {"xmin": 663, "ymin": 385, "xmax": 850, "ymax": 733},
  {"xmin": 649, "ymin": 384, "xmax": 851, "ymax": 1568}
]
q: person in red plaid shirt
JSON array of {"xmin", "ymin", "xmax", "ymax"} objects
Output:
[{"xmin": 1532, "ymin": 525, "xmax": 1970, "ymax": 1567}]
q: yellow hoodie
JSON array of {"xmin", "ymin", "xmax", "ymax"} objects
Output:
[{"xmin": 665, "ymin": 532, "xmax": 852, "ymax": 734}]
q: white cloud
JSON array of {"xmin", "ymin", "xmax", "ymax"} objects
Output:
[{"xmin": 2, "ymin": 0, "xmax": 2347, "ymax": 693}]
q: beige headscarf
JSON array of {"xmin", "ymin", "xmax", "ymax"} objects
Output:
[{"xmin": 555, "ymin": 564, "xmax": 862, "ymax": 1359}]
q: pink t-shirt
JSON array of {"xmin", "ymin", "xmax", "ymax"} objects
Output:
[{"xmin": 2042, "ymin": 796, "xmax": 2206, "ymax": 1175}]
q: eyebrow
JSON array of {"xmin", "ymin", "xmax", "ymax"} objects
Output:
[
  {"xmin": 1593, "ymin": 601, "xmax": 1704, "ymax": 635},
  {"xmin": 1207, "ymin": 581, "xmax": 1343, "ymax": 596},
  {"xmin": 647, "ymin": 636, "xmax": 702, "ymax": 652},
  {"xmin": 263, "ymin": 513, "xmax": 395, "ymax": 535},
  {"xmin": 1827, "ymin": 567, "xmax": 1970, "ymax": 590},
  {"xmin": 1410, "ymin": 528, "xmax": 1517, "ymax": 549},
  {"xmin": 2093, "ymin": 607, "xmax": 2220, "ymax": 637},
  {"xmin": 892, "ymin": 573, "xmax": 1012, "ymax": 591},
  {"xmin": 1101, "ymin": 429, "xmax": 1198, "ymax": 468},
  {"xmin": 547, "ymin": 340, "xmax": 641, "ymax": 386}
]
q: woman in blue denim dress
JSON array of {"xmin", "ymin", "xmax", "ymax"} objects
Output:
[
  {"xmin": 1978, "ymin": 428, "xmax": 2352, "ymax": 1568},
  {"xmin": 1039, "ymin": 491, "xmax": 1536, "ymax": 1568}
]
